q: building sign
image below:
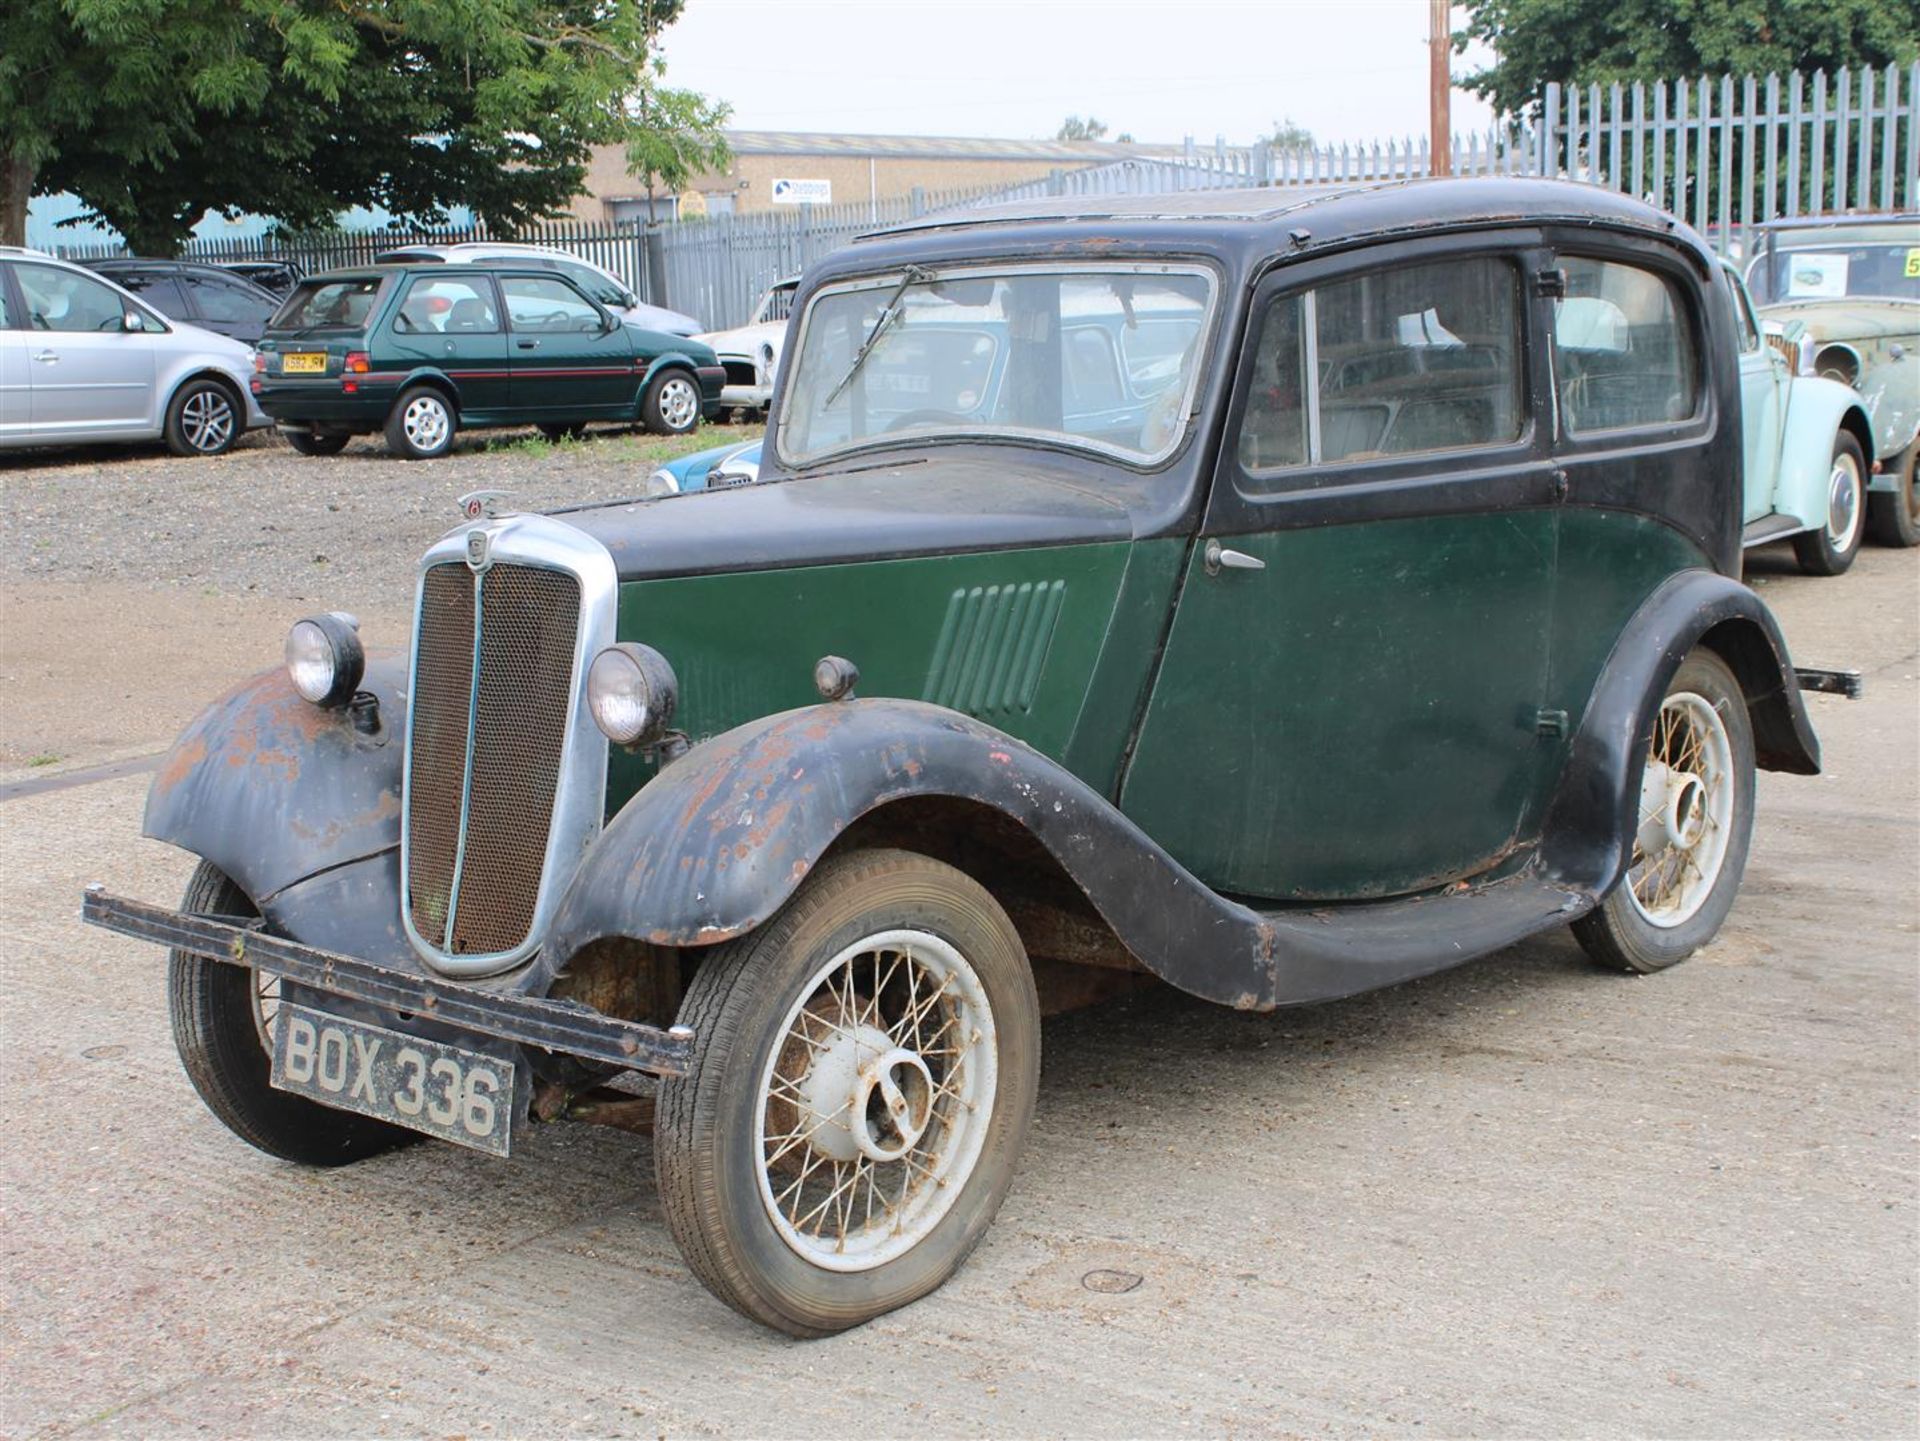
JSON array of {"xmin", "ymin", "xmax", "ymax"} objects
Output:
[{"xmin": 771, "ymin": 178, "xmax": 832, "ymax": 205}]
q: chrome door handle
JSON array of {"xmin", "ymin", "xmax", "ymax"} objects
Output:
[
  {"xmin": 1204, "ymin": 538, "xmax": 1266, "ymax": 575},
  {"xmin": 32, "ymin": 350, "xmax": 58, "ymax": 364}
]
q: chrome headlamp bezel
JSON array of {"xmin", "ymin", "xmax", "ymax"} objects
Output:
[
  {"xmin": 586, "ymin": 642, "xmax": 679, "ymax": 748},
  {"xmin": 284, "ymin": 612, "xmax": 365, "ymax": 708}
]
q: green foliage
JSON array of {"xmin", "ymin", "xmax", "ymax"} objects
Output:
[
  {"xmin": 1457, "ymin": 0, "xmax": 1920, "ymax": 118},
  {"xmin": 1262, "ymin": 116, "xmax": 1315, "ymax": 149},
  {"xmin": 624, "ymin": 10, "xmax": 731, "ymax": 222},
  {"xmin": 0, "ymin": 0, "xmax": 728, "ymax": 253},
  {"xmin": 1056, "ymin": 116, "xmax": 1110, "ymax": 142}
]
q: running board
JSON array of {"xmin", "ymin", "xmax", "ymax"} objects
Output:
[{"xmin": 1741, "ymin": 514, "xmax": 1807, "ymax": 548}]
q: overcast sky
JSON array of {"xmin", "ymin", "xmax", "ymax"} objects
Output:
[{"xmin": 659, "ymin": 0, "xmax": 1498, "ymax": 149}]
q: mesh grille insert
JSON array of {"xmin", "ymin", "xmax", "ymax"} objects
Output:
[{"xmin": 405, "ymin": 561, "xmax": 581, "ymax": 958}]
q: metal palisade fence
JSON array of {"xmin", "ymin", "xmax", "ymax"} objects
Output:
[{"xmin": 45, "ymin": 64, "xmax": 1918, "ymax": 331}]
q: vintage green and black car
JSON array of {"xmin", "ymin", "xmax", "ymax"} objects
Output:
[
  {"xmin": 87, "ymin": 180, "xmax": 1844, "ymax": 1337},
  {"xmin": 252, "ymin": 263, "xmax": 725, "ymax": 459}
]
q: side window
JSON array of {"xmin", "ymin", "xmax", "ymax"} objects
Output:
[
  {"xmin": 185, "ymin": 275, "xmax": 267, "ymax": 324},
  {"xmin": 1553, "ymin": 257, "xmax": 1700, "ymax": 433},
  {"xmin": 557, "ymin": 258, "xmax": 627, "ymax": 307},
  {"xmin": 0, "ymin": 270, "xmax": 12, "ymax": 328},
  {"xmin": 500, "ymin": 275, "xmax": 603, "ymax": 333},
  {"xmin": 15, "ymin": 264, "xmax": 131, "ymax": 333},
  {"xmin": 116, "ymin": 273, "xmax": 188, "ymax": 317},
  {"xmin": 397, "ymin": 275, "xmax": 500, "ymax": 334},
  {"xmin": 1238, "ymin": 254, "xmax": 1525, "ymax": 482}
]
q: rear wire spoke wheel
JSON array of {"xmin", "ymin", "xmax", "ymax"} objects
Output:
[
  {"xmin": 655, "ymin": 849, "xmax": 1040, "ymax": 1336},
  {"xmin": 168, "ymin": 861, "xmax": 413, "ymax": 1165},
  {"xmin": 1572, "ymin": 649, "xmax": 1756, "ymax": 974}
]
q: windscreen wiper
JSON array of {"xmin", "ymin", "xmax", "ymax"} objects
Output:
[{"xmin": 822, "ymin": 264, "xmax": 931, "ymax": 408}]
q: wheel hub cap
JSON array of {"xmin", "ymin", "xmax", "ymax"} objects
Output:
[{"xmin": 1827, "ymin": 459, "xmax": 1860, "ymax": 545}]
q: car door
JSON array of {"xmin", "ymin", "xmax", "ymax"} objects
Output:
[
  {"xmin": 0, "ymin": 265, "xmax": 30, "ymax": 442},
  {"xmin": 13, "ymin": 261, "xmax": 158, "ymax": 436},
  {"xmin": 498, "ymin": 273, "xmax": 635, "ymax": 416},
  {"xmin": 388, "ymin": 272, "xmax": 512, "ymax": 416},
  {"xmin": 1119, "ymin": 237, "xmax": 1562, "ymax": 902},
  {"xmin": 1725, "ymin": 267, "xmax": 1786, "ymax": 524},
  {"xmin": 181, "ymin": 271, "xmax": 276, "ymax": 345}
]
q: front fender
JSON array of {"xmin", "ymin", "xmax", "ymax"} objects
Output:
[
  {"xmin": 144, "ymin": 653, "xmax": 407, "ymax": 906},
  {"xmin": 1777, "ymin": 377, "xmax": 1875, "ymax": 525},
  {"xmin": 544, "ymin": 699, "xmax": 1278, "ymax": 1007},
  {"xmin": 1540, "ymin": 569, "xmax": 1819, "ymax": 894}
]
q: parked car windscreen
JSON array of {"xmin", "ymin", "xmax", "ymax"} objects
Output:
[
  {"xmin": 270, "ymin": 276, "xmax": 388, "ymax": 332},
  {"xmin": 777, "ymin": 263, "xmax": 1216, "ymax": 468},
  {"xmin": 1750, "ymin": 239, "xmax": 1920, "ymax": 304}
]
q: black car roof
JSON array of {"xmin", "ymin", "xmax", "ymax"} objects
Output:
[{"xmin": 833, "ymin": 176, "xmax": 1713, "ymax": 280}]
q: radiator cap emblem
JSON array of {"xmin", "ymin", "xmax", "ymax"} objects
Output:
[
  {"xmin": 465, "ymin": 529, "xmax": 491, "ymax": 572},
  {"xmin": 458, "ymin": 489, "xmax": 509, "ymax": 520}
]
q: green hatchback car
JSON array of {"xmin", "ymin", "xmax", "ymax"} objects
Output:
[
  {"xmin": 89, "ymin": 180, "xmax": 1851, "ymax": 1338},
  {"xmin": 252, "ymin": 264, "xmax": 725, "ymax": 458}
]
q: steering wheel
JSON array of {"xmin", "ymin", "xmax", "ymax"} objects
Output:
[{"xmin": 884, "ymin": 409, "xmax": 971, "ymax": 434}]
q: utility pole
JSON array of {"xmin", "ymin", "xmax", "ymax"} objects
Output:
[{"xmin": 1429, "ymin": 0, "xmax": 1453, "ymax": 177}]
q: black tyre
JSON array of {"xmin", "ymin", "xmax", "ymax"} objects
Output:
[
  {"xmin": 384, "ymin": 385, "xmax": 457, "ymax": 460},
  {"xmin": 168, "ymin": 861, "xmax": 412, "ymax": 1165},
  {"xmin": 538, "ymin": 422, "xmax": 590, "ymax": 442},
  {"xmin": 640, "ymin": 369, "xmax": 702, "ymax": 436},
  {"xmin": 284, "ymin": 429, "xmax": 350, "ymax": 457},
  {"xmin": 656, "ymin": 849, "xmax": 1040, "ymax": 1336},
  {"xmin": 1865, "ymin": 445, "xmax": 1920, "ymax": 548},
  {"xmin": 162, "ymin": 377, "xmax": 242, "ymax": 457},
  {"xmin": 1572, "ymin": 649, "xmax": 1756, "ymax": 974},
  {"xmin": 1791, "ymin": 431, "xmax": 1867, "ymax": 576}
]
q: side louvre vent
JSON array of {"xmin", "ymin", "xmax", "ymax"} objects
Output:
[{"xmin": 922, "ymin": 580, "xmax": 1066, "ymax": 717}]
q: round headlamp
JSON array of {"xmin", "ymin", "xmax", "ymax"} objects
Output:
[
  {"xmin": 587, "ymin": 643, "xmax": 678, "ymax": 748},
  {"xmin": 644, "ymin": 467, "xmax": 681, "ymax": 499},
  {"xmin": 285, "ymin": 612, "xmax": 365, "ymax": 708}
]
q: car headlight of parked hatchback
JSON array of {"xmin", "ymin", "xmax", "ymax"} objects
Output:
[
  {"xmin": 587, "ymin": 643, "xmax": 678, "ymax": 747},
  {"xmin": 285, "ymin": 612, "xmax": 365, "ymax": 707}
]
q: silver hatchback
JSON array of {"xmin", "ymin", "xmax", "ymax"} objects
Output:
[{"xmin": 0, "ymin": 248, "xmax": 269, "ymax": 457}]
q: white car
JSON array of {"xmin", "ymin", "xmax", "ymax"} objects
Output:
[
  {"xmin": 0, "ymin": 247, "xmax": 269, "ymax": 456},
  {"xmin": 372, "ymin": 242, "xmax": 702, "ymax": 337},
  {"xmin": 695, "ymin": 276, "xmax": 798, "ymax": 413}
]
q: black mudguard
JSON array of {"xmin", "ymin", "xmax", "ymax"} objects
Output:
[
  {"xmin": 143, "ymin": 654, "xmax": 414, "ymax": 966},
  {"xmin": 1539, "ymin": 567, "xmax": 1819, "ymax": 895}
]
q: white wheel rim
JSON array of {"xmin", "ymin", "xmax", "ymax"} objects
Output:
[
  {"xmin": 182, "ymin": 389, "xmax": 234, "ymax": 451},
  {"xmin": 754, "ymin": 928, "xmax": 998, "ymax": 1272},
  {"xmin": 659, "ymin": 377, "xmax": 698, "ymax": 430},
  {"xmin": 1826, "ymin": 452, "xmax": 1862, "ymax": 549},
  {"xmin": 403, "ymin": 396, "xmax": 450, "ymax": 451},
  {"xmin": 251, "ymin": 970, "xmax": 281, "ymax": 1051},
  {"xmin": 1627, "ymin": 691, "xmax": 1736, "ymax": 928}
]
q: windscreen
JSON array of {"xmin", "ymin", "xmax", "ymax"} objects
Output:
[
  {"xmin": 270, "ymin": 276, "xmax": 387, "ymax": 332},
  {"xmin": 1752, "ymin": 238, "xmax": 1920, "ymax": 303},
  {"xmin": 777, "ymin": 263, "xmax": 1215, "ymax": 467}
]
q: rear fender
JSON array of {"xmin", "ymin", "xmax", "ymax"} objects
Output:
[
  {"xmin": 1539, "ymin": 569, "xmax": 1819, "ymax": 894},
  {"xmin": 144, "ymin": 654, "xmax": 407, "ymax": 909},
  {"xmin": 1777, "ymin": 377, "xmax": 1875, "ymax": 525}
]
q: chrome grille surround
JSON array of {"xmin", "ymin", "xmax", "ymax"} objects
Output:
[{"xmin": 401, "ymin": 513, "xmax": 618, "ymax": 978}]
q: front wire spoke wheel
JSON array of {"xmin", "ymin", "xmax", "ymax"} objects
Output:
[{"xmin": 756, "ymin": 929, "xmax": 996, "ymax": 1271}]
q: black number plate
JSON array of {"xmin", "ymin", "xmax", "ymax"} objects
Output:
[{"xmin": 270, "ymin": 1003, "xmax": 516, "ymax": 1156}]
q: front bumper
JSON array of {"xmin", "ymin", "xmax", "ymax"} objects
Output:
[{"xmin": 81, "ymin": 887, "xmax": 694, "ymax": 1077}]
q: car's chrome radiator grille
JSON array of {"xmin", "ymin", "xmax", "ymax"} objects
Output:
[{"xmin": 406, "ymin": 561, "xmax": 581, "ymax": 958}]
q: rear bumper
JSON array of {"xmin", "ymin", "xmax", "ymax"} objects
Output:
[
  {"xmin": 255, "ymin": 380, "xmax": 389, "ymax": 426},
  {"xmin": 81, "ymin": 887, "xmax": 694, "ymax": 1077}
]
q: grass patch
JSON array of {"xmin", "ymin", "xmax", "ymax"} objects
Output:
[
  {"xmin": 27, "ymin": 753, "xmax": 60, "ymax": 767},
  {"xmin": 484, "ymin": 422, "xmax": 763, "ymax": 465}
]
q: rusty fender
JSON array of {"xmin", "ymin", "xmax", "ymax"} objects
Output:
[
  {"xmin": 543, "ymin": 699, "xmax": 1289, "ymax": 1009},
  {"xmin": 144, "ymin": 655, "xmax": 411, "ymax": 964},
  {"xmin": 1538, "ymin": 567, "xmax": 1819, "ymax": 895}
]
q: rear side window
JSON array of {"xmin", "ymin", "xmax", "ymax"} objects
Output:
[
  {"xmin": 1238, "ymin": 254, "xmax": 1526, "ymax": 480},
  {"xmin": 185, "ymin": 275, "xmax": 269, "ymax": 324},
  {"xmin": 272, "ymin": 278, "xmax": 384, "ymax": 332},
  {"xmin": 397, "ymin": 275, "xmax": 499, "ymax": 334},
  {"xmin": 1553, "ymin": 258, "xmax": 1700, "ymax": 433}
]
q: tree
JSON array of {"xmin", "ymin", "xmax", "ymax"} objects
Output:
[
  {"xmin": 1262, "ymin": 117, "xmax": 1315, "ymax": 150},
  {"xmin": 0, "ymin": 0, "xmax": 729, "ymax": 253},
  {"xmin": 1055, "ymin": 116, "xmax": 1110, "ymax": 142},
  {"xmin": 627, "ymin": 1, "xmax": 731, "ymax": 224},
  {"xmin": 1457, "ymin": 0, "xmax": 1920, "ymax": 119}
]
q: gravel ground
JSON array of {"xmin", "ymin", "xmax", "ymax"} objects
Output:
[{"xmin": 1, "ymin": 421, "xmax": 762, "ymax": 616}]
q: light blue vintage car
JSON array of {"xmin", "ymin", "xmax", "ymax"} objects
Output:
[
  {"xmin": 1721, "ymin": 262, "xmax": 1878, "ymax": 576},
  {"xmin": 648, "ymin": 435, "xmax": 763, "ymax": 494}
]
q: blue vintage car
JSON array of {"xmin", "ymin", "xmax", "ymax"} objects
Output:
[{"xmin": 649, "ymin": 435, "xmax": 763, "ymax": 493}]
